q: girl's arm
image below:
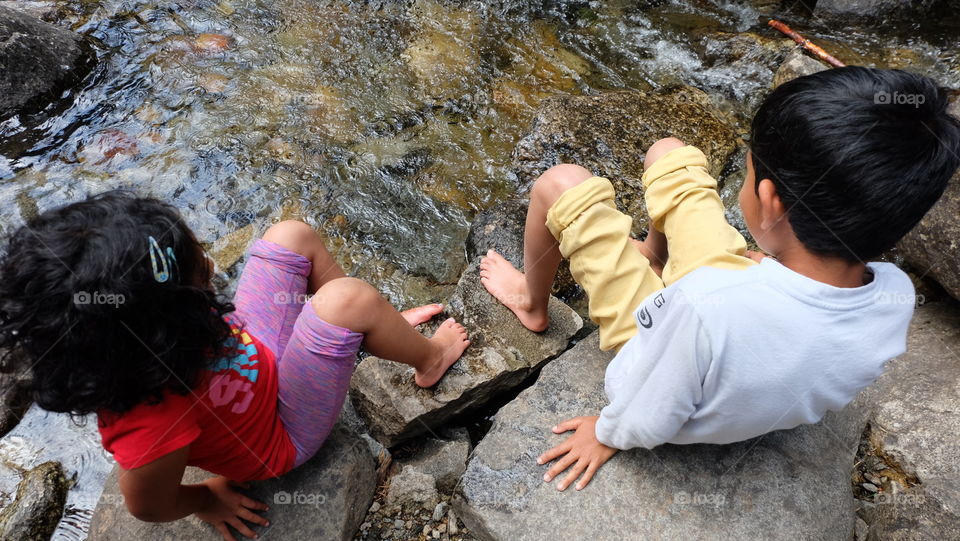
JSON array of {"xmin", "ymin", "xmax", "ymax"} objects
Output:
[{"xmin": 119, "ymin": 445, "xmax": 269, "ymax": 540}]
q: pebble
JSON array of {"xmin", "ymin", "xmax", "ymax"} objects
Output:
[
  {"xmin": 422, "ymin": 525, "xmax": 431, "ymax": 536},
  {"xmin": 370, "ymin": 501, "xmax": 381, "ymax": 513},
  {"xmin": 432, "ymin": 530, "xmax": 440, "ymax": 539},
  {"xmin": 394, "ymin": 519, "xmax": 404, "ymax": 529},
  {"xmin": 432, "ymin": 502, "xmax": 448, "ymax": 522},
  {"xmin": 438, "ymin": 523, "xmax": 447, "ymax": 534},
  {"xmin": 862, "ymin": 483, "xmax": 879, "ymax": 493},
  {"xmin": 864, "ymin": 473, "xmax": 882, "ymax": 485},
  {"xmin": 448, "ymin": 510, "xmax": 458, "ymax": 534},
  {"xmin": 361, "ymin": 522, "xmax": 371, "ymax": 531}
]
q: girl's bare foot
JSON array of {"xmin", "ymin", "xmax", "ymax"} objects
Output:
[
  {"xmin": 401, "ymin": 303, "xmax": 443, "ymax": 327},
  {"xmin": 415, "ymin": 318, "xmax": 470, "ymax": 388},
  {"xmin": 479, "ymin": 250, "xmax": 549, "ymax": 332}
]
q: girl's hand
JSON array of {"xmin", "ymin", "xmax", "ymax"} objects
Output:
[
  {"xmin": 537, "ymin": 416, "xmax": 618, "ymax": 491},
  {"xmin": 745, "ymin": 250, "xmax": 770, "ymax": 263},
  {"xmin": 195, "ymin": 477, "xmax": 270, "ymax": 541}
]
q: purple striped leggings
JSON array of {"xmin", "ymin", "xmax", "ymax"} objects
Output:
[{"xmin": 232, "ymin": 239, "xmax": 362, "ymax": 467}]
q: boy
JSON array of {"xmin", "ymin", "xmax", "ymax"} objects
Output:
[{"xmin": 479, "ymin": 67, "xmax": 960, "ymax": 491}]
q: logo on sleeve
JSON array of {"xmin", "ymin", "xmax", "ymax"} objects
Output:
[{"xmin": 638, "ymin": 306, "xmax": 653, "ymax": 328}]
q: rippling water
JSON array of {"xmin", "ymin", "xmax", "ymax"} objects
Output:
[{"xmin": 0, "ymin": 0, "xmax": 957, "ymax": 538}]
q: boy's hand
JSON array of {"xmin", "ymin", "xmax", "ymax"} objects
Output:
[
  {"xmin": 537, "ymin": 416, "xmax": 618, "ymax": 491},
  {"xmin": 195, "ymin": 477, "xmax": 269, "ymax": 541},
  {"xmin": 745, "ymin": 250, "xmax": 770, "ymax": 263}
]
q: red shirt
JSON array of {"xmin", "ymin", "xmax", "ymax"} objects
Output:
[{"xmin": 97, "ymin": 322, "xmax": 296, "ymax": 481}]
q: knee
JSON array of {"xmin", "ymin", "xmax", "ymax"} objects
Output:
[
  {"xmin": 262, "ymin": 220, "xmax": 321, "ymax": 257},
  {"xmin": 531, "ymin": 164, "xmax": 594, "ymax": 207},
  {"xmin": 310, "ymin": 277, "xmax": 379, "ymax": 324}
]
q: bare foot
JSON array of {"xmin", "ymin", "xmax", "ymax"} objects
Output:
[
  {"xmin": 479, "ymin": 250, "xmax": 549, "ymax": 332},
  {"xmin": 415, "ymin": 318, "xmax": 470, "ymax": 388},
  {"xmin": 401, "ymin": 303, "xmax": 443, "ymax": 327},
  {"xmin": 630, "ymin": 237, "xmax": 665, "ymax": 277}
]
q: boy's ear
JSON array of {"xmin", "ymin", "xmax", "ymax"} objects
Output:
[{"xmin": 757, "ymin": 178, "xmax": 787, "ymax": 230}]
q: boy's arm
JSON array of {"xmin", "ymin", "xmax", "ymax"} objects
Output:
[
  {"xmin": 595, "ymin": 288, "xmax": 709, "ymax": 450},
  {"xmin": 642, "ymin": 139, "xmax": 753, "ymax": 282},
  {"xmin": 119, "ymin": 445, "xmax": 269, "ymax": 541}
]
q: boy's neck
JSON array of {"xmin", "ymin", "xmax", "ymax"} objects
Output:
[{"xmin": 773, "ymin": 246, "xmax": 869, "ymax": 288}]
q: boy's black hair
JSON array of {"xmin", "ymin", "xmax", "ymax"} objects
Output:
[
  {"xmin": 750, "ymin": 66, "xmax": 960, "ymax": 262},
  {"xmin": 0, "ymin": 191, "xmax": 235, "ymax": 415}
]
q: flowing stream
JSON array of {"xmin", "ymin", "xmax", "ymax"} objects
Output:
[{"xmin": 0, "ymin": 0, "xmax": 957, "ymax": 538}]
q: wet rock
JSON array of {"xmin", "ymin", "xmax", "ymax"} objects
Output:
[
  {"xmin": 854, "ymin": 301, "xmax": 960, "ymax": 539},
  {"xmin": 455, "ymin": 331, "xmax": 868, "ymax": 540},
  {"xmin": 402, "ymin": 0, "xmax": 484, "ymax": 101},
  {"xmin": 772, "ymin": 49, "xmax": 829, "ymax": 88},
  {"xmin": 0, "ymin": 5, "xmax": 96, "ymax": 120},
  {"xmin": 350, "ymin": 262, "xmax": 583, "ymax": 448},
  {"xmin": 0, "ymin": 461, "xmax": 68, "ymax": 541},
  {"xmin": 815, "ymin": 0, "xmax": 939, "ymax": 17},
  {"xmin": 387, "ymin": 466, "xmax": 440, "ymax": 511},
  {"xmin": 511, "ymin": 87, "xmax": 740, "ymax": 236},
  {"xmin": 0, "ymin": 350, "xmax": 32, "ymax": 438},
  {"xmin": 398, "ymin": 428, "xmax": 471, "ymax": 493},
  {"xmin": 696, "ymin": 31, "xmax": 795, "ymax": 103},
  {"xmin": 192, "ymin": 33, "xmax": 231, "ymax": 54},
  {"xmin": 88, "ymin": 423, "xmax": 375, "ymax": 541},
  {"xmin": 897, "ymin": 101, "xmax": 960, "ymax": 300}
]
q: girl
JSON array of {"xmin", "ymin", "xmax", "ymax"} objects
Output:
[{"xmin": 0, "ymin": 192, "xmax": 470, "ymax": 541}]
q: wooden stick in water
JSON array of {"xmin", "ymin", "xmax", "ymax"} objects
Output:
[{"xmin": 768, "ymin": 19, "xmax": 846, "ymax": 68}]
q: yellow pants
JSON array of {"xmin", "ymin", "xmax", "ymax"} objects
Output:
[{"xmin": 546, "ymin": 146, "xmax": 755, "ymax": 351}]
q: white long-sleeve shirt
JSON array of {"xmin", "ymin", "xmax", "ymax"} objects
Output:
[{"xmin": 595, "ymin": 257, "xmax": 915, "ymax": 450}]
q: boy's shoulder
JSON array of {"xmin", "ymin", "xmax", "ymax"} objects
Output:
[{"xmin": 670, "ymin": 258, "xmax": 915, "ymax": 314}]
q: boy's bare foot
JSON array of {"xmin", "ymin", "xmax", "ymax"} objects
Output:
[
  {"xmin": 415, "ymin": 318, "xmax": 470, "ymax": 388},
  {"xmin": 401, "ymin": 303, "xmax": 443, "ymax": 327},
  {"xmin": 630, "ymin": 237, "xmax": 665, "ymax": 277},
  {"xmin": 479, "ymin": 250, "xmax": 549, "ymax": 332}
]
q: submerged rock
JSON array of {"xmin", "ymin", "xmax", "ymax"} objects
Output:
[
  {"xmin": 455, "ymin": 332, "xmax": 868, "ymax": 540},
  {"xmin": 815, "ymin": 0, "xmax": 940, "ymax": 17},
  {"xmin": 350, "ymin": 262, "xmax": 583, "ymax": 448},
  {"xmin": 0, "ymin": 5, "xmax": 95, "ymax": 120},
  {"xmin": 0, "ymin": 461, "xmax": 68, "ymax": 541},
  {"xmin": 88, "ymin": 422, "xmax": 375, "ymax": 541},
  {"xmin": 854, "ymin": 301, "xmax": 960, "ymax": 538},
  {"xmin": 511, "ymin": 88, "xmax": 740, "ymax": 236},
  {"xmin": 772, "ymin": 49, "xmax": 829, "ymax": 88}
]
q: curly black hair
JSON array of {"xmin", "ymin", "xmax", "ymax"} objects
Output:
[{"xmin": 0, "ymin": 191, "xmax": 235, "ymax": 415}]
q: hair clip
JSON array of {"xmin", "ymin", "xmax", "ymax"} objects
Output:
[{"xmin": 148, "ymin": 236, "xmax": 176, "ymax": 283}]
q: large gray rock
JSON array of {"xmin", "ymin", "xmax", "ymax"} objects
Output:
[
  {"xmin": 0, "ymin": 5, "xmax": 95, "ymax": 120},
  {"xmin": 854, "ymin": 301, "xmax": 960, "ymax": 539},
  {"xmin": 87, "ymin": 423, "xmax": 376, "ymax": 541},
  {"xmin": 398, "ymin": 428, "xmax": 471, "ymax": 493},
  {"xmin": 511, "ymin": 87, "xmax": 740, "ymax": 236},
  {"xmin": 0, "ymin": 350, "xmax": 32, "ymax": 438},
  {"xmin": 350, "ymin": 263, "xmax": 583, "ymax": 448},
  {"xmin": 455, "ymin": 332, "xmax": 868, "ymax": 540},
  {"xmin": 0, "ymin": 461, "xmax": 68, "ymax": 541},
  {"xmin": 772, "ymin": 49, "xmax": 829, "ymax": 88}
]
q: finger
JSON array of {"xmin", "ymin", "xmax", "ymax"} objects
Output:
[
  {"xmin": 553, "ymin": 417, "xmax": 584, "ymax": 433},
  {"xmin": 230, "ymin": 481, "xmax": 251, "ymax": 489},
  {"xmin": 238, "ymin": 508, "xmax": 270, "ymax": 527},
  {"xmin": 537, "ymin": 441, "xmax": 572, "ymax": 465},
  {"xmin": 557, "ymin": 458, "xmax": 588, "ymax": 491},
  {"xmin": 544, "ymin": 452, "xmax": 578, "ymax": 482},
  {"xmin": 216, "ymin": 524, "xmax": 238, "ymax": 541},
  {"xmin": 745, "ymin": 250, "xmax": 767, "ymax": 263},
  {"xmin": 241, "ymin": 496, "xmax": 269, "ymax": 511},
  {"xmin": 576, "ymin": 460, "xmax": 601, "ymax": 491},
  {"xmin": 228, "ymin": 518, "xmax": 258, "ymax": 539}
]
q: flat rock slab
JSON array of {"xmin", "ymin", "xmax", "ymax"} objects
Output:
[
  {"xmin": 351, "ymin": 263, "xmax": 583, "ymax": 448},
  {"xmin": 0, "ymin": 5, "xmax": 95, "ymax": 119},
  {"xmin": 511, "ymin": 87, "xmax": 740, "ymax": 236},
  {"xmin": 87, "ymin": 423, "xmax": 375, "ymax": 541},
  {"xmin": 455, "ymin": 332, "xmax": 866, "ymax": 541},
  {"xmin": 856, "ymin": 301, "xmax": 960, "ymax": 538}
]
